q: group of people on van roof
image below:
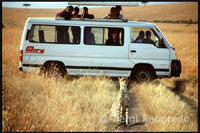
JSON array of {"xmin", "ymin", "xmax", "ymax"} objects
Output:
[
  {"xmin": 56, "ymin": 5, "xmax": 123, "ymax": 45},
  {"xmin": 56, "ymin": 6, "xmax": 94, "ymax": 20},
  {"xmin": 56, "ymin": 5, "xmax": 122, "ymax": 20}
]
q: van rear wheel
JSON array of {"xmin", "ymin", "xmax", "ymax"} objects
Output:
[
  {"xmin": 132, "ymin": 66, "xmax": 156, "ymax": 82},
  {"xmin": 42, "ymin": 62, "xmax": 67, "ymax": 78}
]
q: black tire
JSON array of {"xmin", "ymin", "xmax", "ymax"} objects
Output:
[
  {"xmin": 132, "ymin": 66, "xmax": 156, "ymax": 82},
  {"xmin": 42, "ymin": 62, "xmax": 67, "ymax": 78}
]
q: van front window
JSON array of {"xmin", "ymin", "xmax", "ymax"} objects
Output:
[
  {"xmin": 131, "ymin": 28, "xmax": 166, "ymax": 48},
  {"xmin": 29, "ymin": 25, "xmax": 80, "ymax": 44}
]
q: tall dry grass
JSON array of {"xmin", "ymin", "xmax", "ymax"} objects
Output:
[
  {"xmin": 2, "ymin": 27, "xmax": 120, "ymax": 131},
  {"xmin": 3, "ymin": 66, "xmax": 119, "ymax": 131},
  {"xmin": 130, "ymin": 82, "xmax": 198, "ymax": 131},
  {"xmin": 156, "ymin": 23, "xmax": 198, "ymax": 105},
  {"xmin": 157, "ymin": 23, "xmax": 198, "ymax": 78}
]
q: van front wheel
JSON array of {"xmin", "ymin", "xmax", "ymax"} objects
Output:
[{"xmin": 132, "ymin": 66, "xmax": 156, "ymax": 82}]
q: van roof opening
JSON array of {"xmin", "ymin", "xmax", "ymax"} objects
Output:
[{"xmin": 68, "ymin": 2, "xmax": 139, "ymax": 6}]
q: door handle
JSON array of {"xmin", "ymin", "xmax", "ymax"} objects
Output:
[{"xmin": 131, "ymin": 50, "xmax": 136, "ymax": 53}]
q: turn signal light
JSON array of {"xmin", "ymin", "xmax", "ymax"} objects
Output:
[{"xmin": 19, "ymin": 50, "xmax": 23, "ymax": 62}]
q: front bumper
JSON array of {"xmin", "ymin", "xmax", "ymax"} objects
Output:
[{"xmin": 171, "ymin": 59, "xmax": 181, "ymax": 77}]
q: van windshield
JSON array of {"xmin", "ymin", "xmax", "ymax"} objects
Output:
[{"xmin": 155, "ymin": 26, "xmax": 173, "ymax": 49}]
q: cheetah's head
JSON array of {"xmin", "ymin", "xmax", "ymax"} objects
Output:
[{"xmin": 118, "ymin": 77, "xmax": 129, "ymax": 90}]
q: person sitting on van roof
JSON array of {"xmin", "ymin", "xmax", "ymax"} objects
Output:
[
  {"xmin": 56, "ymin": 7, "xmax": 64, "ymax": 18},
  {"xmin": 106, "ymin": 32, "xmax": 120, "ymax": 45},
  {"xmin": 56, "ymin": 6, "xmax": 73, "ymax": 18},
  {"xmin": 56, "ymin": 6, "xmax": 73, "ymax": 20},
  {"xmin": 134, "ymin": 31, "xmax": 145, "ymax": 43},
  {"xmin": 143, "ymin": 30, "xmax": 155, "ymax": 45},
  {"xmin": 81, "ymin": 7, "xmax": 94, "ymax": 19},
  {"xmin": 103, "ymin": 7, "xmax": 118, "ymax": 19},
  {"xmin": 72, "ymin": 7, "xmax": 81, "ymax": 18},
  {"xmin": 116, "ymin": 5, "xmax": 123, "ymax": 19},
  {"xmin": 68, "ymin": 6, "xmax": 74, "ymax": 13}
]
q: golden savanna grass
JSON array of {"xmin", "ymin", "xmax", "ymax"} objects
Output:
[
  {"xmin": 130, "ymin": 82, "xmax": 198, "ymax": 131},
  {"xmin": 2, "ymin": 2, "xmax": 198, "ymax": 132},
  {"xmin": 3, "ymin": 69, "xmax": 118, "ymax": 131}
]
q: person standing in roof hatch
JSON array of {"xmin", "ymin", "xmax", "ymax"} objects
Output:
[
  {"xmin": 81, "ymin": 7, "xmax": 94, "ymax": 19},
  {"xmin": 115, "ymin": 5, "xmax": 123, "ymax": 19},
  {"xmin": 103, "ymin": 7, "xmax": 118, "ymax": 19},
  {"xmin": 72, "ymin": 6, "xmax": 81, "ymax": 18},
  {"xmin": 56, "ymin": 6, "xmax": 73, "ymax": 20}
]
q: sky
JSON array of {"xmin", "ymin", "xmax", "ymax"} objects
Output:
[{"xmin": 2, "ymin": 2, "xmax": 187, "ymax": 9}]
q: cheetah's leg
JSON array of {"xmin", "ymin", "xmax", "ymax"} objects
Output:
[
  {"xmin": 125, "ymin": 107, "xmax": 129, "ymax": 126},
  {"xmin": 118, "ymin": 103, "xmax": 121, "ymax": 123},
  {"xmin": 118, "ymin": 104, "xmax": 123, "ymax": 124}
]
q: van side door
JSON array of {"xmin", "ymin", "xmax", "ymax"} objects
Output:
[
  {"xmin": 129, "ymin": 27, "xmax": 170, "ymax": 77},
  {"xmin": 69, "ymin": 26, "xmax": 133, "ymax": 77}
]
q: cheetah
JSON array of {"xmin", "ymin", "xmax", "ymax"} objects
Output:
[{"xmin": 117, "ymin": 77, "xmax": 130, "ymax": 126}]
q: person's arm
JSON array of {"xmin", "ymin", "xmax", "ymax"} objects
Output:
[
  {"xmin": 118, "ymin": 14, "xmax": 123, "ymax": 19},
  {"xmin": 90, "ymin": 14, "xmax": 94, "ymax": 19},
  {"xmin": 103, "ymin": 14, "xmax": 109, "ymax": 19},
  {"xmin": 134, "ymin": 37, "xmax": 138, "ymax": 43},
  {"xmin": 56, "ymin": 10, "xmax": 64, "ymax": 18},
  {"xmin": 77, "ymin": 15, "xmax": 81, "ymax": 18},
  {"xmin": 143, "ymin": 39, "xmax": 147, "ymax": 43}
]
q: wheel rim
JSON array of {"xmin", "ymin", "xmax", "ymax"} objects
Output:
[
  {"xmin": 47, "ymin": 63, "xmax": 62, "ymax": 77},
  {"xmin": 48, "ymin": 68, "xmax": 59, "ymax": 76},
  {"xmin": 136, "ymin": 70, "xmax": 151, "ymax": 82}
]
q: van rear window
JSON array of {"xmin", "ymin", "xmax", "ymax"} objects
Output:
[{"xmin": 29, "ymin": 25, "xmax": 80, "ymax": 44}]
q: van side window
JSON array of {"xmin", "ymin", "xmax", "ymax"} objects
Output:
[
  {"xmin": 131, "ymin": 28, "xmax": 166, "ymax": 48},
  {"xmin": 84, "ymin": 27, "xmax": 124, "ymax": 46},
  {"xmin": 29, "ymin": 25, "xmax": 80, "ymax": 44}
]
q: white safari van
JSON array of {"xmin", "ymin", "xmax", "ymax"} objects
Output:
[{"xmin": 19, "ymin": 2, "xmax": 181, "ymax": 82}]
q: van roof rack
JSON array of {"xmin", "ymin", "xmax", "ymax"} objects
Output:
[
  {"xmin": 56, "ymin": 17, "xmax": 128, "ymax": 22},
  {"xmin": 68, "ymin": 2, "xmax": 139, "ymax": 6},
  {"xmin": 68, "ymin": 2, "xmax": 139, "ymax": 21}
]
